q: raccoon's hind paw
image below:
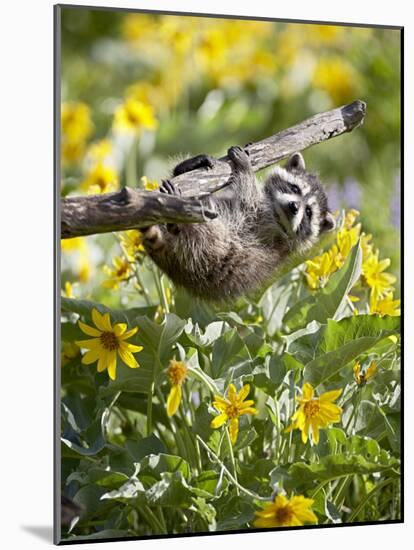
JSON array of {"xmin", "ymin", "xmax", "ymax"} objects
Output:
[
  {"xmin": 173, "ymin": 154, "xmax": 215, "ymax": 177},
  {"xmin": 228, "ymin": 145, "xmax": 251, "ymax": 170},
  {"xmin": 142, "ymin": 226, "xmax": 165, "ymax": 251}
]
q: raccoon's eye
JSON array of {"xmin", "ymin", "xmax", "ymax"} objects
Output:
[
  {"xmin": 305, "ymin": 206, "xmax": 312, "ymax": 219},
  {"xmin": 290, "ymin": 184, "xmax": 301, "ymax": 194}
]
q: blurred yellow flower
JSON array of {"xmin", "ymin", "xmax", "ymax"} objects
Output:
[
  {"xmin": 61, "ymin": 342, "xmax": 80, "ymax": 367},
  {"xmin": 114, "ymin": 98, "xmax": 158, "ymax": 134},
  {"xmin": 253, "ymin": 494, "xmax": 317, "ymax": 528},
  {"xmin": 166, "ymin": 359, "xmax": 188, "ymax": 417},
  {"xmin": 370, "ymin": 292, "xmax": 400, "ymax": 317},
  {"xmin": 81, "ymin": 163, "xmax": 119, "ymax": 194},
  {"xmin": 313, "ymin": 57, "xmax": 356, "ymax": 103},
  {"xmin": 122, "ymin": 13, "xmax": 157, "ymax": 43},
  {"xmin": 87, "ymin": 139, "xmax": 113, "ymax": 162},
  {"xmin": 353, "ymin": 361, "xmax": 377, "ymax": 386},
  {"xmin": 210, "ymin": 383, "xmax": 257, "ymax": 445},
  {"xmin": 62, "ymin": 281, "xmax": 74, "ymax": 298},
  {"xmin": 102, "ymin": 256, "xmax": 132, "ymax": 289},
  {"xmin": 286, "ymin": 382, "xmax": 342, "ymax": 444},
  {"xmin": 362, "ymin": 252, "xmax": 396, "ymax": 299},
  {"xmin": 76, "ymin": 308, "xmax": 143, "ymax": 380},
  {"xmin": 141, "ymin": 176, "xmax": 160, "ymax": 191},
  {"xmin": 61, "ymin": 237, "xmax": 87, "ymax": 253},
  {"xmin": 120, "ymin": 230, "xmax": 145, "ymax": 261},
  {"xmin": 61, "ymin": 102, "xmax": 94, "ymax": 164}
]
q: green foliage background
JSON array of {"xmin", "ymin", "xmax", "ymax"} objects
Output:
[{"xmin": 59, "ymin": 7, "xmax": 401, "ymax": 543}]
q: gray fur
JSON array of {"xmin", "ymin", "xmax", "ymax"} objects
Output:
[{"xmin": 142, "ymin": 148, "xmax": 335, "ymax": 302}]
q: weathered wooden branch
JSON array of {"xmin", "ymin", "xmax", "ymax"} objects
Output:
[{"xmin": 61, "ymin": 100, "xmax": 366, "ymax": 238}]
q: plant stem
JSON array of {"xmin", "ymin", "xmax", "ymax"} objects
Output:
[
  {"xmin": 147, "ymin": 381, "xmax": 155, "ymax": 436},
  {"xmin": 347, "ymin": 478, "xmax": 396, "ymax": 522},
  {"xmin": 196, "ymin": 435, "xmax": 267, "ymax": 501},
  {"xmin": 225, "ymin": 427, "xmax": 240, "ymax": 496}
]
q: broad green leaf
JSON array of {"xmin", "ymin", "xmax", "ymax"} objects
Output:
[
  {"xmin": 125, "ymin": 435, "xmax": 167, "ymax": 463},
  {"xmin": 303, "ymin": 315, "xmax": 399, "ymax": 386},
  {"xmin": 211, "ymin": 328, "xmax": 251, "ymax": 378},
  {"xmin": 271, "ymin": 454, "xmax": 399, "ymax": 492}
]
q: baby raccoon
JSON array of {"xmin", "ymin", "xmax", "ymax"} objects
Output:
[{"xmin": 142, "ymin": 146, "xmax": 335, "ymax": 301}]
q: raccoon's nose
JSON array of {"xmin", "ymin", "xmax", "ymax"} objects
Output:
[{"xmin": 288, "ymin": 201, "xmax": 299, "ymax": 214}]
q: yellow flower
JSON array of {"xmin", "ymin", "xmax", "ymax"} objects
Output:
[
  {"xmin": 87, "ymin": 139, "xmax": 113, "ymax": 162},
  {"xmin": 362, "ymin": 252, "xmax": 396, "ymax": 299},
  {"xmin": 304, "ymin": 250, "xmax": 336, "ymax": 289},
  {"xmin": 253, "ymin": 494, "xmax": 317, "ymax": 528},
  {"xmin": 313, "ymin": 57, "xmax": 357, "ymax": 103},
  {"xmin": 62, "ymin": 281, "xmax": 74, "ymax": 298},
  {"xmin": 120, "ymin": 230, "xmax": 145, "ymax": 262},
  {"xmin": 61, "ymin": 237, "xmax": 87, "ymax": 253},
  {"xmin": 353, "ymin": 361, "xmax": 377, "ymax": 386},
  {"xmin": 114, "ymin": 98, "xmax": 158, "ymax": 133},
  {"xmin": 61, "ymin": 102, "xmax": 94, "ymax": 164},
  {"xmin": 141, "ymin": 176, "xmax": 160, "ymax": 191},
  {"xmin": 61, "ymin": 342, "xmax": 80, "ymax": 367},
  {"xmin": 166, "ymin": 359, "xmax": 188, "ymax": 417},
  {"xmin": 102, "ymin": 256, "xmax": 132, "ymax": 289},
  {"xmin": 370, "ymin": 292, "xmax": 400, "ymax": 317},
  {"xmin": 286, "ymin": 382, "xmax": 342, "ymax": 444},
  {"xmin": 81, "ymin": 163, "xmax": 119, "ymax": 194},
  {"xmin": 75, "ymin": 308, "xmax": 143, "ymax": 380},
  {"xmin": 210, "ymin": 384, "xmax": 257, "ymax": 445}
]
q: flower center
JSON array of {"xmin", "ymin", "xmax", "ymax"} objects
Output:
[
  {"xmin": 304, "ymin": 399, "xmax": 320, "ymax": 418},
  {"xmin": 275, "ymin": 505, "xmax": 294, "ymax": 525},
  {"xmin": 168, "ymin": 361, "xmax": 188, "ymax": 386},
  {"xmin": 100, "ymin": 331, "xmax": 119, "ymax": 351},
  {"xmin": 225, "ymin": 404, "xmax": 240, "ymax": 419}
]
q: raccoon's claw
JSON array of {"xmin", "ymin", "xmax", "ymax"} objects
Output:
[
  {"xmin": 160, "ymin": 179, "xmax": 181, "ymax": 196},
  {"xmin": 228, "ymin": 145, "xmax": 251, "ymax": 169},
  {"xmin": 243, "ymin": 142, "xmax": 253, "ymax": 155}
]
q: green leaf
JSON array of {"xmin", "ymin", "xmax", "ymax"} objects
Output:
[
  {"xmin": 211, "ymin": 328, "xmax": 251, "ymax": 378},
  {"xmin": 303, "ymin": 315, "xmax": 399, "ymax": 386},
  {"xmin": 283, "ymin": 241, "xmax": 362, "ymax": 331},
  {"xmin": 125, "ymin": 435, "xmax": 167, "ymax": 463},
  {"xmin": 271, "ymin": 454, "xmax": 399, "ymax": 492}
]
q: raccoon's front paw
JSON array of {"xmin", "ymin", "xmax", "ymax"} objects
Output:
[
  {"xmin": 228, "ymin": 145, "xmax": 251, "ymax": 170},
  {"xmin": 141, "ymin": 226, "xmax": 165, "ymax": 251},
  {"xmin": 160, "ymin": 179, "xmax": 181, "ymax": 196}
]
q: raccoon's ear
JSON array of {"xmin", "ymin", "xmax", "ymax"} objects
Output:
[
  {"xmin": 321, "ymin": 212, "xmax": 336, "ymax": 233},
  {"xmin": 285, "ymin": 152, "xmax": 306, "ymax": 172}
]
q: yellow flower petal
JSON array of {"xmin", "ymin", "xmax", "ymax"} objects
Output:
[
  {"xmin": 229, "ymin": 418, "xmax": 239, "ymax": 444},
  {"xmin": 166, "ymin": 384, "xmax": 181, "ymax": 417},
  {"xmin": 75, "ymin": 338, "xmax": 101, "ymax": 350},
  {"xmin": 119, "ymin": 326, "xmax": 138, "ymax": 340},
  {"xmin": 118, "ymin": 346, "xmax": 139, "ymax": 369},
  {"xmin": 238, "ymin": 384, "xmax": 250, "ymax": 402},
  {"xmin": 210, "ymin": 413, "xmax": 228, "ymax": 429},
  {"xmin": 302, "ymin": 383, "xmax": 314, "ymax": 400},
  {"xmin": 92, "ymin": 308, "xmax": 112, "ymax": 332},
  {"xmin": 78, "ymin": 321, "xmax": 101, "ymax": 337},
  {"xmin": 81, "ymin": 348, "xmax": 101, "ymax": 365},
  {"xmin": 113, "ymin": 323, "xmax": 127, "ymax": 336},
  {"xmin": 228, "ymin": 384, "xmax": 237, "ymax": 402},
  {"xmin": 107, "ymin": 351, "xmax": 117, "ymax": 380},
  {"xmin": 319, "ymin": 388, "xmax": 342, "ymax": 402}
]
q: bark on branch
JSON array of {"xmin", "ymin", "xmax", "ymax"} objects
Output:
[{"xmin": 61, "ymin": 99, "xmax": 366, "ymax": 238}]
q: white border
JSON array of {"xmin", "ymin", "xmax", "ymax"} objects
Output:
[{"xmin": 0, "ymin": 0, "xmax": 410, "ymax": 548}]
